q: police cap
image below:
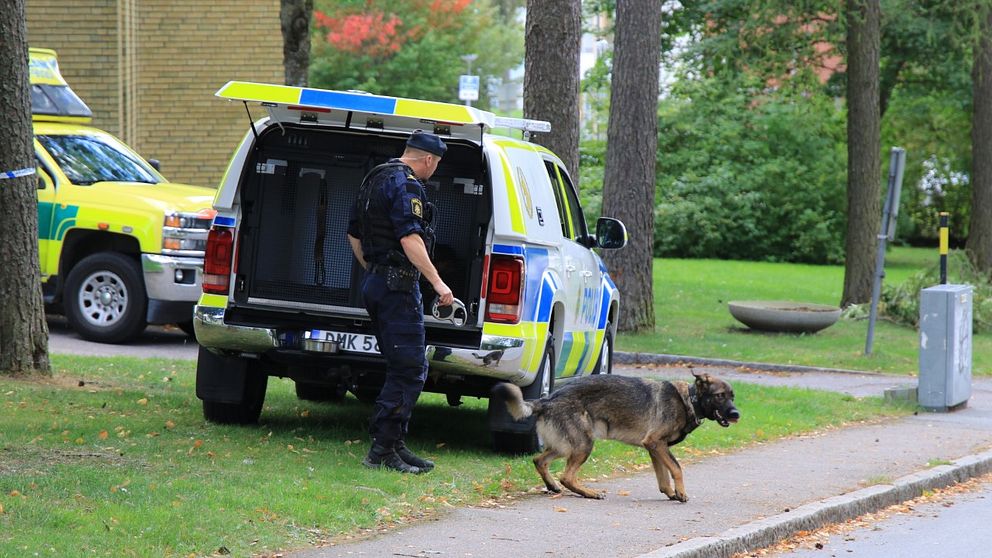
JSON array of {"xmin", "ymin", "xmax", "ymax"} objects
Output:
[{"xmin": 407, "ymin": 130, "xmax": 447, "ymax": 157}]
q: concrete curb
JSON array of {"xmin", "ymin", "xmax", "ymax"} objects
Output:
[
  {"xmin": 637, "ymin": 449, "xmax": 992, "ymax": 558},
  {"xmin": 615, "ymin": 351, "xmax": 882, "ymax": 376}
]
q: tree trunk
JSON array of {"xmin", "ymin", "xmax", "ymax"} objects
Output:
[
  {"xmin": 968, "ymin": 6, "xmax": 992, "ymax": 275},
  {"xmin": 280, "ymin": 0, "xmax": 313, "ymax": 87},
  {"xmin": 0, "ymin": 0, "xmax": 51, "ymax": 375},
  {"xmin": 523, "ymin": 0, "xmax": 581, "ymax": 178},
  {"xmin": 600, "ymin": 0, "xmax": 663, "ymax": 332},
  {"xmin": 840, "ymin": 0, "xmax": 882, "ymax": 308}
]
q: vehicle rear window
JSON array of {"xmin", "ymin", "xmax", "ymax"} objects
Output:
[{"xmin": 37, "ymin": 134, "xmax": 160, "ymax": 185}]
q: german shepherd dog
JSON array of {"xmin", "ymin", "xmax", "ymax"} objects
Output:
[{"xmin": 494, "ymin": 372, "xmax": 740, "ymax": 501}]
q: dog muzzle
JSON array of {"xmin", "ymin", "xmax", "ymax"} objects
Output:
[
  {"xmin": 713, "ymin": 407, "xmax": 741, "ymax": 427},
  {"xmin": 432, "ymin": 297, "xmax": 468, "ymax": 327}
]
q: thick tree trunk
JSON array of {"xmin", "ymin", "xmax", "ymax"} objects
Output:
[
  {"xmin": 0, "ymin": 0, "xmax": 51, "ymax": 375},
  {"xmin": 280, "ymin": 0, "xmax": 312, "ymax": 87},
  {"xmin": 841, "ymin": 0, "xmax": 882, "ymax": 308},
  {"xmin": 600, "ymin": 0, "xmax": 663, "ymax": 332},
  {"xmin": 523, "ymin": 0, "xmax": 581, "ymax": 178},
  {"xmin": 968, "ymin": 7, "xmax": 992, "ymax": 275}
]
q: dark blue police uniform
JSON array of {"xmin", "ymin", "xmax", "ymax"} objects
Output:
[
  {"xmin": 349, "ymin": 161, "xmax": 429, "ymax": 444},
  {"xmin": 347, "ymin": 131, "xmax": 446, "ymax": 473}
]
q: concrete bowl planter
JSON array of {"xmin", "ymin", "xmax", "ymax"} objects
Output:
[{"xmin": 728, "ymin": 300, "xmax": 842, "ymax": 334}]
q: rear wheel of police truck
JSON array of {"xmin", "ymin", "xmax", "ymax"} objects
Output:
[
  {"xmin": 489, "ymin": 335, "xmax": 555, "ymax": 455},
  {"xmin": 196, "ymin": 347, "xmax": 268, "ymax": 424}
]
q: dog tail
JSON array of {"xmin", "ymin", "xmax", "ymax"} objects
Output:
[{"xmin": 492, "ymin": 382, "xmax": 534, "ymax": 421}]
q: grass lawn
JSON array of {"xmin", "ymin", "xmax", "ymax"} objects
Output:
[
  {"xmin": 1, "ymin": 355, "xmax": 911, "ymax": 557},
  {"xmin": 617, "ymin": 247, "xmax": 991, "ymax": 375}
]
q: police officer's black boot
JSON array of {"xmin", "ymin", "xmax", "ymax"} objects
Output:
[
  {"xmin": 395, "ymin": 441, "xmax": 434, "ymax": 472},
  {"xmin": 363, "ymin": 443, "xmax": 424, "ymax": 474}
]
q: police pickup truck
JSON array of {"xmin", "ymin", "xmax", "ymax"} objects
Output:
[{"xmin": 193, "ymin": 82, "xmax": 627, "ymax": 452}]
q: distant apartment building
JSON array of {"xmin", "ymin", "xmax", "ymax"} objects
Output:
[{"xmin": 26, "ymin": 0, "xmax": 284, "ymax": 187}]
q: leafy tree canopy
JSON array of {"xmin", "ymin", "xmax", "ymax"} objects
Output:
[{"xmin": 310, "ymin": 0, "xmax": 524, "ymax": 108}]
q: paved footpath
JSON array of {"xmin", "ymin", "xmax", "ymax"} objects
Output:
[{"xmin": 290, "ymin": 363, "xmax": 992, "ymax": 558}]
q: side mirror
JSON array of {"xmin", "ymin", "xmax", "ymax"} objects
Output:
[
  {"xmin": 596, "ymin": 217, "xmax": 627, "ymax": 249},
  {"xmin": 37, "ymin": 176, "xmax": 46, "ymax": 190},
  {"xmin": 148, "ymin": 159, "xmax": 161, "ymax": 171}
]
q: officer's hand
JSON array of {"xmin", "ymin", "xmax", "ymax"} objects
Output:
[{"xmin": 434, "ymin": 281, "xmax": 453, "ymax": 306}]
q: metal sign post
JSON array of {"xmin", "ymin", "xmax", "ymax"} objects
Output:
[{"xmin": 865, "ymin": 147, "xmax": 906, "ymax": 355}]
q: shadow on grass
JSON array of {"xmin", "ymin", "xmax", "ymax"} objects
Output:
[{"xmin": 248, "ymin": 387, "xmax": 494, "ymax": 453}]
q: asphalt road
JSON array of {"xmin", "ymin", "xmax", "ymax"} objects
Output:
[
  {"xmin": 46, "ymin": 315, "xmax": 199, "ymax": 360},
  {"xmin": 768, "ymin": 479, "xmax": 992, "ymax": 558}
]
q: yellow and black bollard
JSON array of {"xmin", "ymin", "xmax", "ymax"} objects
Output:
[{"xmin": 939, "ymin": 212, "xmax": 949, "ymax": 285}]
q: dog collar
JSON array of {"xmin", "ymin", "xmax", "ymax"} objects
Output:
[
  {"xmin": 687, "ymin": 385, "xmax": 705, "ymax": 426},
  {"xmin": 682, "ymin": 384, "xmax": 703, "ymax": 429}
]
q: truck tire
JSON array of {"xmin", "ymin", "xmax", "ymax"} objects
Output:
[
  {"xmin": 196, "ymin": 347, "xmax": 268, "ymax": 425},
  {"xmin": 491, "ymin": 335, "xmax": 555, "ymax": 455},
  {"xmin": 64, "ymin": 252, "xmax": 147, "ymax": 344},
  {"xmin": 590, "ymin": 323, "xmax": 614, "ymax": 375}
]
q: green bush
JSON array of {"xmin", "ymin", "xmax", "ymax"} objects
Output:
[
  {"xmin": 653, "ymin": 77, "xmax": 848, "ymax": 264},
  {"xmin": 879, "ymin": 251, "xmax": 992, "ymax": 333}
]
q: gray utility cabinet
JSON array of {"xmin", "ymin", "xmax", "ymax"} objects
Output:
[{"xmin": 918, "ymin": 284, "xmax": 973, "ymax": 411}]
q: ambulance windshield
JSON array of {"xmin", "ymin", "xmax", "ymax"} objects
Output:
[{"xmin": 37, "ymin": 134, "xmax": 161, "ymax": 186}]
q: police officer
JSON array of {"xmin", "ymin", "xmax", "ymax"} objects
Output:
[{"xmin": 346, "ymin": 130, "xmax": 453, "ymax": 474}]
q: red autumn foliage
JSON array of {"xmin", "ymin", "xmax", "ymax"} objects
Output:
[{"xmin": 314, "ymin": 0, "xmax": 473, "ymax": 56}]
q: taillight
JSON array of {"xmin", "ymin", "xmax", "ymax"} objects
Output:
[
  {"xmin": 202, "ymin": 227, "xmax": 234, "ymax": 295},
  {"xmin": 485, "ymin": 255, "xmax": 524, "ymax": 324}
]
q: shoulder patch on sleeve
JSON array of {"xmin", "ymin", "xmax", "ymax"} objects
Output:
[{"xmin": 411, "ymin": 198, "xmax": 423, "ymax": 218}]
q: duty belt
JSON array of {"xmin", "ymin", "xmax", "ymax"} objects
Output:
[{"xmin": 368, "ymin": 263, "xmax": 415, "ymax": 275}]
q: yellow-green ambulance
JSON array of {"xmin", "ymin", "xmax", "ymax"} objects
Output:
[{"xmin": 31, "ymin": 48, "xmax": 215, "ymax": 343}]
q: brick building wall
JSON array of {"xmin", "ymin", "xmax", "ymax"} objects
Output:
[{"xmin": 26, "ymin": 0, "xmax": 283, "ymax": 187}]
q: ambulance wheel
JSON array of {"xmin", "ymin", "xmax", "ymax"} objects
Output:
[
  {"xmin": 64, "ymin": 252, "xmax": 147, "ymax": 344},
  {"xmin": 591, "ymin": 323, "xmax": 614, "ymax": 375}
]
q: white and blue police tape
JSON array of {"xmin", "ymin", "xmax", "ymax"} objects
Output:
[{"xmin": 1, "ymin": 167, "xmax": 36, "ymax": 180}]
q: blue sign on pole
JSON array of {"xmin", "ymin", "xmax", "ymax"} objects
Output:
[{"xmin": 459, "ymin": 74, "xmax": 479, "ymax": 101}]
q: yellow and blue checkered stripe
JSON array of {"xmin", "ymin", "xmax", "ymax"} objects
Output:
[{"xmin": 216, "ymin": 81, "xmax": 490, "ymax": 126}]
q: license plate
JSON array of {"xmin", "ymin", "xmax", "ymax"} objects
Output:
[{"xmin": 307, "ymin": 329, "xmax": 380, "ymax": 354}]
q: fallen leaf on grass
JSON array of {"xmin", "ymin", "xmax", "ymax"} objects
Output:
[
  {"xmin": 99, "ymin": 430, "xmax": 109, "ymax": 440},
  {"xmin": 165, "ymin": 420, "xmax": 176, "ymax": 430},
  {"xmin": 137, "ymin": 398, "xmax": 148, "ymax": 406}
]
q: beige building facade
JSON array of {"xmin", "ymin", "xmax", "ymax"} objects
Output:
[{"xmin": 27, "ymin": 0, "xmax": 284, "ymax": 187}]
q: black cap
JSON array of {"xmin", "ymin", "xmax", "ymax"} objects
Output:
[{"xmin": 406, "ymin": 130, "xmax": 447, "ymax": 157}]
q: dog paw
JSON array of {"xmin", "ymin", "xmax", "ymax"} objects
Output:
[{"xmin": 670, "ymin": 492, "xmax": 688, "ymax": 503}]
